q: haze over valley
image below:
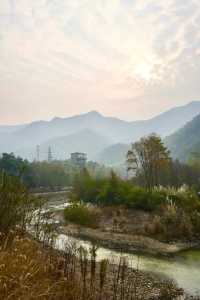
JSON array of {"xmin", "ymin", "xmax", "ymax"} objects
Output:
[
  {"xmin": 0, "ymin": 101, "xmax": 200, "ymax": 163},
  {"xmin": 1, "ymin": 1, "xmax": 200, "ymax": 299}
]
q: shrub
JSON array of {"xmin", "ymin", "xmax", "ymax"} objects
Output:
[
  {"xmin": 71, "ymin": 171, "xmax": 200, "ymax": 216},
  {"xmin": 190, "ymin": 211, "xmax": 200, "ymax": 235},
  {"xmin": 0, "ymin": 172, "xmax": 37, "ymax": 234},
  {"xmin": 64, "ymin": 204, "xmax": 100, "ymax": 228},
  {"xmin": 158, "ymin": 205, "xmax": 193, "ymax": 240},
  {"xmin": 156, "ymin": 186, "xmax": 200, "ymax": 212},
  {"xmin": 126, "ymin": 187, "xmax": 166, "ymax": 211}
]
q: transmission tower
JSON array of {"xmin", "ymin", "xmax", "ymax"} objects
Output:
[{"xmin": 48, "ymin": 146, "xmax": 53, "ymax": 162}]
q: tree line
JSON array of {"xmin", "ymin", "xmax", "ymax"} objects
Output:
[
  {"xmin": 1, "ymin": 134, "xmax": 200, "ymax": 193},
  {"xmin": 127, "ymin": 133, "xmax": 200, "ymax": 191},
  {"xmin": 0, "ymin": 153, "xmax": 110, "ymax": 190}
]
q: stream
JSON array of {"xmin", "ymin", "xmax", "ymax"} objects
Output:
[
  {"xmin": 55, "ymin": 233, "xmax": 200, "ymax": 297},
  {"xmin": 39, "ymin": 193, "xmax": 200, "ymax": 297}
]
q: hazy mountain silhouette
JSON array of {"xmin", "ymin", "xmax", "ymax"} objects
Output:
[
  {"xmin": 15, "ymin": 129, "xmax": 111, "ymax": 161},
  {"xmin": 96, "ymin": 143, "xmax": 130, "ymax": 166},
  {"xmin": 0, "ymin": 101, "xmax": 200, "ymax": 161},
  {"xmin": 0, "ymin": 124, "xmax": 26, "ymax": 133},
  {"xmin": 165, "ymin": 114, "xmax": 200, "ymax": 162},
  {"xmin": 136, "ymin": 101, "xmax": 200, "ymax": 137}
]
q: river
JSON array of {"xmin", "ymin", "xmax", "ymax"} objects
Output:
[
  {"xmin": 41, "ymin": 193, "xmax": 200, "ymax": 297},
  {"xmin": 55, "ymin": 233, "xmax": 200, "ymax": 296}
]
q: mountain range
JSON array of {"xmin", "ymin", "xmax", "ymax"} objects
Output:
[
  {"xmin": 0, "ymin": 101, "xmax": 200, "ymax": 163},
  {"xmin": 165, "ymin": 114, "xmax": 200, "ymax": 162}
]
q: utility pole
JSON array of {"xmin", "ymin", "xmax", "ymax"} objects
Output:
[{"xmin": 48, "ymin": 146, "xmax": 52, "ymax": 162}]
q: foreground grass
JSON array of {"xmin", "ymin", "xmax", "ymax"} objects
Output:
[
  {"xmin": 0, "ymin": 231, "xmax": 187, "ymax": 300},
  {"xmin": 0, "ymin": 233, "xmax": 80, "ymax": 299}
]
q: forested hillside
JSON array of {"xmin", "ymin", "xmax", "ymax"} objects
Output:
[{"xmin": 165, "ymin": 114, "xmax": 200, "ymax": 162}]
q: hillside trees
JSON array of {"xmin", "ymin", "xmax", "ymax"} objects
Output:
[
  {"xmin": 0, "ymin": 153, "xmax": 29, "ymax": 178},
  {"xmin": 127, "ymin": 134, "xmax": 171, "ymax": 190},
  {"xmin": 0, "ymin": 172, "xmax": 39, "ymax": 233},
  {"xmin": 0, "ymin": 153, "xmax": 71, "ymax": 189}
]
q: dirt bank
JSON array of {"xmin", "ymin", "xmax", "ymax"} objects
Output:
[{"xmin": 59, "ymin": 224, "xmax": 199, "ymax": 256}]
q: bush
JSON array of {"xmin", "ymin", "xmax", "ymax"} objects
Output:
[
  {"xmin": 148, "ymin": 205, "xmax": 194, "ymax": 240},
  {"xmin": 0, "ymin": 172, "xmax": 37, "ymax": 234},
  {"xmin": 64, "ymin": 204, "xmax": 100, "ymax": 228},
  {"xmin": 72, "ymin": 171, "xmax": 166, "ymax": 211},
  {"xmin": 155, "ymin": 186, "xmax": 200, "ymax": 212},
  {"xmin": 190, "ymin": 211, "xmax": 200, "ymax": 235},
  {"xmin": 125, "ymin": 187, "xmax": 166, "ymax": 211},
  {"xmin": 71, "ymin": 171, "xmax": 200, "ymax": 217}
]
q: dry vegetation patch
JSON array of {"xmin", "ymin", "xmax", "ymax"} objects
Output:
[{"xmin": 0, "ymin": 232, "xmax": 185, "ymax": 300}]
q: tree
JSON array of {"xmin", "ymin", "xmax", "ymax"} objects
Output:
[
  {"xmin": 127, "ymin": 134, "xmax": 171, "ymax": 191},
  {"xmin": 0, "ymin": 153, "xmax": 29, "ymax": 178},
  {"xmin": 0, "ymin": 171, "xmax": 38, "ymax": 234}
]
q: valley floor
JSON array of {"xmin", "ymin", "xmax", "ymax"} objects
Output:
[{"xmin": 52, "ymin": 205, "xmax": 200, "ymax": 256}]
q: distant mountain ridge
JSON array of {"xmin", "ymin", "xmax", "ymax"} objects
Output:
[
  {"xmin": 0, "ymin": 101, "xmax": 200, "ymax": 161},
  {"xmin": 96, "ymin": 143, "xmax": 130, "ymax": 166},
  {"xmin": 165, "ymin": 114, "xmax": 200, "ymax": 162},
  {"xmin": 0, "ymin": 124, "xmax": 26, "ymax": 133}
]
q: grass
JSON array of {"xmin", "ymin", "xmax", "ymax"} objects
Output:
[{"xmin": 0, "ymin": 231, "xmax": 185, "ymax": 300}]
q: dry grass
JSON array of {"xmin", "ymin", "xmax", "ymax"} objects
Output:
[
  {"xmin": 0, "ymin": 233, "xmax": 81, "ymax": 300},
  {"xmin": 0, "ymin": 231, "xmax": 184, "ymax": 300}
]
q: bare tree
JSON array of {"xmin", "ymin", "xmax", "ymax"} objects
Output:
[{"xmin": 127, "ymin": 134, "xmax": 171, "ymax": 190}]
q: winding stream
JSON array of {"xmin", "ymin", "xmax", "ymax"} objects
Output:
[
  {"xmin": 55, "ymin": 233, "xmax": 200, "ymax": 296},
  {"xmin": 43, "ymin": 194, "xmax": 200, "ymax": 296}
]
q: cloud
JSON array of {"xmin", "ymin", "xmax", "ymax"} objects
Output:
[{"xmin": 0, "ymin": 0, "xmax": 200, "ymax": 123}]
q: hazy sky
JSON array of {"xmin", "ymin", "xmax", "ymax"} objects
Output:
[{"xmin": 0, "ymin": 0, "xmax": 200, "ymax": 124}]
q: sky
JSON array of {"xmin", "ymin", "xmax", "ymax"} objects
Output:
[{"xmin": 0, "ymin": 0, "xmax": 200, "ymax": 124}]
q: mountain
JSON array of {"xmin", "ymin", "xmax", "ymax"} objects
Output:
[
  {"xmin": 15, "ymin": 129, "xmax": 111, "ymax": 161},
  {"xmin": 13, "ymin": 110, "xmax": 133, "ymax": 146},
  {"xmin": 136, "ymin": 101, "xmax": 200, "ymax": 137},
  {"xmin": 1, "ymin": 101, "xmax": 200, "ymax": 161},
  {"xmin": 165, "ymin": 114, "xmax": 200, "ymax": 161},
  {"xmin": 96, "ymin": 143, "xmax": 130, "ymax": 166},
  {"xmin": 0, "ymin": 124, "xmax": 26, "ymax": 133}
]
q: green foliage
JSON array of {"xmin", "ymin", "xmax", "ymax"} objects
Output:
[
  {"xmin": 29, "ymin": 161, "xmax": 70, "ymax": 188},
  {"xmin": 0, "ymin": 153, "xmax": 29, "ymax": 177},
  {"xmin": 156, "ymin": 186, "xmax": 200, "ymax": 212},
  {"xmin": 127, "ymin": 134, "xmax": 171, "ymax": 190},
  {"xmin": 71, "ymin": 170, "xmax": 200, "ymax": 217},
  {"xmin": 191, "ymin": 211, "xmax": 200, "ymax": 233},
  {"xmin": 126, "ymin": 188, "xmax": 166, "ymax": 211},
  {"xmin": 0, "ymin": 153, "xmax": 111, "ymax": 190},
  {"xmin": 64, "ymin": 204, "xmax": 100, "ymax": 228},
  {"xmin": 0, "ymin": 153, "xmax": 69, "ymax": 188},
  {"xmin": 0, "ymin": 172, "xmax": 38, "ymax": 233},
  {"xmin": 71, "ymin": 171, "xmax": 167, "ymax": 211},
  {"xmin": 96, "ymin": 172, "xmax": 128, "ymax": 205},
  {"xmin": 165, "ymin": 114, "xmax": 200, "ymax": 162}
]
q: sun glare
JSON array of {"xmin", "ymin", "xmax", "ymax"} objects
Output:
[{"xmin": 134, "ymin": 61, "xmax": 155, "ymax": 81}]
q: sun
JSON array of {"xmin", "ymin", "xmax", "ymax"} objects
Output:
[{"xmin": 134, "ymin": 61, "xmax": 155, "ymax": 81}]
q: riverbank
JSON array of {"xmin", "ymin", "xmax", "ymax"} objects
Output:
[
  {"xmin": 58, "ymin": 223, "xmax": 199, "ymax": 256},
  {"xmin": 38, "ymin": 192, "xmax": 200, "ymax": 257},
  {"xmin": 0, "ymin": 232, "xmax": 187, "ymax": 300},
  {"xmin": 32, "ymin": 196, "xmax": 200, "ymax": 297}
]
